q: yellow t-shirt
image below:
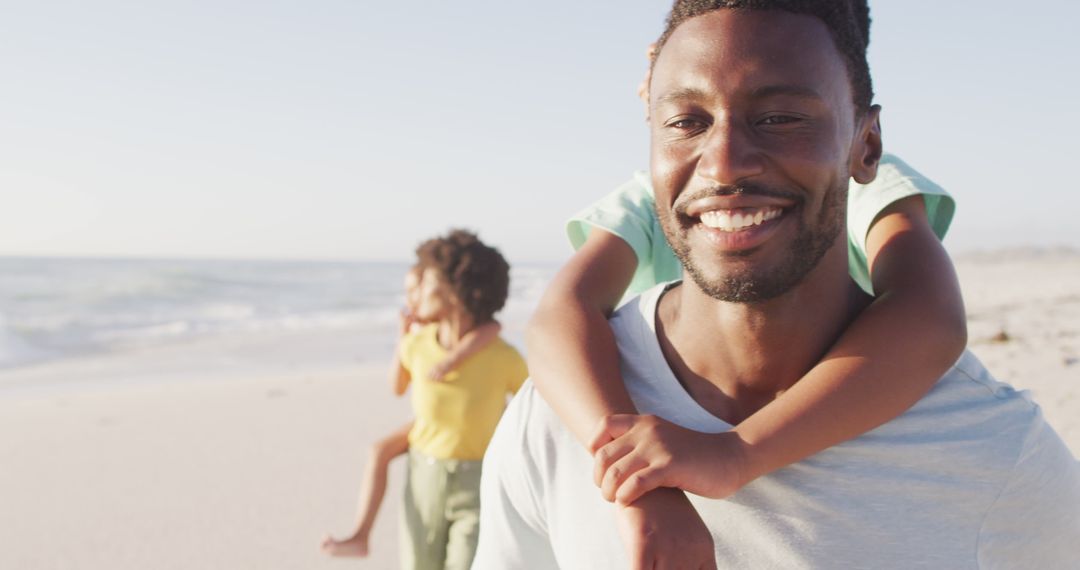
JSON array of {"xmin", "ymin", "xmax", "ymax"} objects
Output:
[{"xmin": 400, "ymin": 324, "xmax": 528, "ymax": 460}]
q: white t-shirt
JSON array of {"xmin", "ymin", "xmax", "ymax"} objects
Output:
[{"xmin": 474, "ymin": 284, "xmax": 1080, "ymax": 569}]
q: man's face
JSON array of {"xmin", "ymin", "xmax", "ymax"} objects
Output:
[{"xmin": 649, "ymin": 10, "xmax": 876, "ymax": 302}]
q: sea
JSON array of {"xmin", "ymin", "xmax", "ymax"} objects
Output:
[{"xmin": 0, "ymin": 256, "xmax": 554, "ymax": 373}]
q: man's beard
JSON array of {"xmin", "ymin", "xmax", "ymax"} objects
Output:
[{"xmin": 657, "ymin": 181, "xmax": 846, "ymax": 303}]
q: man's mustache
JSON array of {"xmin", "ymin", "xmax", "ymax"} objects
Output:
[{"xmin": 672, "ymin": 183, "xmax": 803, "ymax": 218}]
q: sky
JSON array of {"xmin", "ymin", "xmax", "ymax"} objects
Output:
[{"xmin": 2, "ymin": 1, "xmax": 1078, "ymax": 264}]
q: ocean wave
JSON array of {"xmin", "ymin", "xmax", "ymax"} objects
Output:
[
  {"xmin": 0, "ymin": 257, "xmax": 554, "ymax": 371},
  {"xmin": 0, "ymin": 313, "xmax": 52, "ymax": 369}
]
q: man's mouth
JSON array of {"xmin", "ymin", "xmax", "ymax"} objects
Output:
[{"xmin": 698, "ymin": 206, "xmax": 784, "ymax": 232}]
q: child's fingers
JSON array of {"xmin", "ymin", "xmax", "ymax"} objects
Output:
[
  {"xmin": 600, "ymin": 453, "xmax": 648, "ymax": 503},
  {"xmin": 615, "ymin": 466, "xmax": 666, "ymax": 506},
  {"xmin": 586, "ymin": 425, "xmax": 612, "ymax": 455},
  {"xmin": 588, "ymin": 414, "xmax": 638, "ymax": 454},
  {"xmin": 588, "ymin": 432, "xmax": 615, "ymax": 458},
  {"xmin": 593, "ymin": 436, "xmax": 634, "ymax": 488}
]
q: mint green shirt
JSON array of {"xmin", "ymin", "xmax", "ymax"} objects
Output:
[{"xmin": 566, "ymin": 154, "xmax": 955, "ymax": 296}]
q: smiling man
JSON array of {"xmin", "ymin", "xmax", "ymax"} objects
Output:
[{"xmin": 472, "ymin": 2, "xmax": 1079, "ymax": 569}]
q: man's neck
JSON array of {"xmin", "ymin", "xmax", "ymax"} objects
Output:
[{"xmin": 656, "ymin": 244, "xmax": 870, "ymax": 425}]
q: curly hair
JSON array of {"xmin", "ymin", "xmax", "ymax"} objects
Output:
[
  {"xmin": 414, "ymin": 229, "xmax": 510, "ymax": 324},
  {"xmin": 653, "ymin": 0, "xmax": 873, "ymax": 113}
]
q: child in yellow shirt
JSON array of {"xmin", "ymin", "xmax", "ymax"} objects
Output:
[
  {"xmin": 397, "ymin": 229, "xmax": 526, "ymax": 570},
  {"xmin": 321, "ymin": 263, "xmax": 501, "ymax": 559}
]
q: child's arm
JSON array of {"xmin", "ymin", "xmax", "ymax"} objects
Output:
[
  {"xmin": 526, "ymin": 229, "xmax": 638, "ymax": 444},
  {"xmin": 727, "ymin": 195, "xmax": 967, "ymax": 482},
  {"xmin": 428, "ymin": 320, "xmax": 502, "ymax": 381},
  {"xmin": 390, "ymin": 310, "xmax": 413, "ymax": 396},
  {"xmin": 593, "ymin": 195, "xmax": 968, "ymax": 504},
  {"xmin": 528, "ymin": 230, "xmax": 718, "ymax": 570}
]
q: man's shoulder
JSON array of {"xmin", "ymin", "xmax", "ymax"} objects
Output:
[
  {"xmin": 477, "ymin": 379, "xmax": 624, "ymax": 568},
  {"xmin": 483, "ymin": 379, "xmax": 587, "ymax": 501},
  {"xmin": 499, "ymin": 380, "xmax": 572, "ymax": 443},
  {"xmin": 916, "ymin": 350, "xmax": 1041, "ymax": 427},
  {"xmin": 943, "ymin": 353, "xmax": 1080, "ymax": 564},
  {"xmin": 853, "ymin": 350, "xmax": 1053, "ymax": 475},
  {"xmin": 941, "ymin": 352, "xmax": 1074, "ymax": 465}
]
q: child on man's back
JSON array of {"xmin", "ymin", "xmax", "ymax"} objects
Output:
[{"xmin": 523, "ymin": 42, "xmax": 967, "ymax": 569}]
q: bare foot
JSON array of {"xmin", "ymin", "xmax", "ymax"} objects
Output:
[{"xmin": 320, "ymin": 533, "xmax": 369, "ymax": 557}]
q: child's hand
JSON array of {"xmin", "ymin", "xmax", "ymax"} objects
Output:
[
  {"xmin": 614, "ymin": 488, "xmax": 716, "ymax": 570},
  {"xmin": 591, "ymin": 414, "xmax": 750, "ymax": 505}
]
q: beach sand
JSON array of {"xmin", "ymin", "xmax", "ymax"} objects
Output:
[
  {"xmin": 954, "ymin": 249, "xmax": 1080, "ymax": 446},
  {"xmin": 0, "ymin": 331, "xmax": 411, "ymax": 570},
  {"xmin": 0, "ymin": 251, "xmax": 1077, "ymax": 569}
]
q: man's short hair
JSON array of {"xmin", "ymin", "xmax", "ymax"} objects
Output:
[
  {"xmin": 415, "ymin": 229, "xmax": 510, "ymax": 324},
  {"xmin": 654, "ymin": 0, "xmax": 873, "ymax": 112}
]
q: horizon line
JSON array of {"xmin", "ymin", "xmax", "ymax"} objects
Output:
[{"xmin": 0, "ymin": 252, "xmax": 566, "ymax": 266}]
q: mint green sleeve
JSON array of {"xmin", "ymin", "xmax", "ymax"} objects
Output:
[
  {"xmin": 846, "ymin": 153, "xmax": 957, "ymax": 294},
  {"xmin": 566, "ymin": 172, "xmax": 656, "ymax": 264},
  {"xmin": 566, "ymin": 172, "xmax": 683, "ymax": 297}
]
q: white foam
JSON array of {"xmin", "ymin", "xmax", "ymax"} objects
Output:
[
  {"xmin": 0, "ymin": 258, "xmax": 555, "ymax": 372},
  {"xmin": 0, "ymin": 313, "xmax": 50, "ymax": 369}
]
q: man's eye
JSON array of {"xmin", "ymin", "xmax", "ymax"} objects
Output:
[
  {"xmin": 759, "ymin": 115, "xmax": 802, "ymax": 126},
  {"xmin": 667, "ymin": 118, "xmax": 706, "ymax": 130}
]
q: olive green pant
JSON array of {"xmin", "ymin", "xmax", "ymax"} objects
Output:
[{"xmin": 399, "ymin": 449, "xmax": 483, "ymax": 570}]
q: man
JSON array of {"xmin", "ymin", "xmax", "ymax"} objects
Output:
[{"xmin": 473, "ymin": 2, "xmax": 1080, "ymax": 568}]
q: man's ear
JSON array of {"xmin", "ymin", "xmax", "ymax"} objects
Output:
[{"xmin": 850, "ymin": 104, "xmax": 882, "ymax": 184}]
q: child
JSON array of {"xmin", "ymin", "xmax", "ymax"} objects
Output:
[
  {"xmin": 396, "ymin": 229, "xmax": 526, "ymax": 570},
  {"xmin": 320, "ymin": 263, "xmax": 502, "ymax": 559},
  {"xmin": 525, "ymin": 53, "xmax": 966, "ymax": 568}
]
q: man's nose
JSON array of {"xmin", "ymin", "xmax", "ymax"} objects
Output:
[{"xmin": 695, "ymin": 119, "xmax": 765, "ymax": 185}]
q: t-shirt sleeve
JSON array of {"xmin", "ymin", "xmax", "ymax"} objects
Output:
[
  {"xmin": 473, "ymin": 383, "xmax": 559, "ymax": 569},
  {"xmin": 976, "ymin": 407, "xmax": 1080, "ymax": 569},
  {"xmin": 566, "ymin": 172, "xmax": 656, "ymax": 266},
  {"xmin": 846, "ymin": 153, "xmax": 957, "ymax": 294}
]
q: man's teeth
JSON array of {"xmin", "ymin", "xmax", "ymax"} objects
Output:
[{"xmin": 699, "ymin": 207, "xmax": 783, "ymax": 232}]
